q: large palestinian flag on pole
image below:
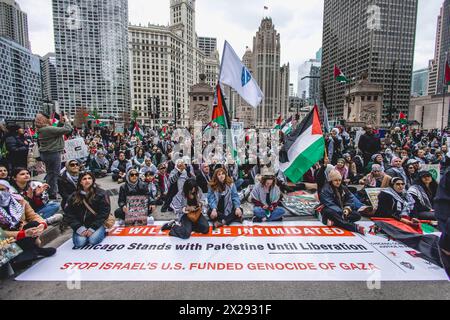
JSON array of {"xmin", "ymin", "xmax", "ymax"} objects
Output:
[
  {"xmin": 279, "ymin": 106, "xmax": 325, "ymax": 183},
  {"xmin": 211, "ymin": 84, "xmax": 231, "ymax": 129}
]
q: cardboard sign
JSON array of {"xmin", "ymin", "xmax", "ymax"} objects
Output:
[
  {"xmin": 16, "ymin": 222, "xmax": 448, "ymax": 282},
  {"xmin": 366, "ymin": 188, "xmax": 384, "ymax": 210},
  {"xmin": 115, "ymin": 123, "xmax": 124, "ymax": 134},
  {"xmin": 421, "ymin": 164, "xmax": 441, "ymax": 182},
  {"xmin": 0, "ymin": 229, "xmax": 23, "ymax": 267},
  {"xmin": 125, "ymin": 196, "xmax": 148, "ymax": 227},
  {"xmin": 61, "ymin": 138, "xmax": 89, "ymax": 162}
]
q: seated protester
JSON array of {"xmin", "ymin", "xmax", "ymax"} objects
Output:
[
  {"xmin": 365, "ymin": 154, "xmax": 385, "ymax": 174},
  {"xmin": 319, "ymin": 170, "xmax": 366, "ymax": 235},
  {"xmin": 343, "ymin": 153, "xmax": 358, "ymax": 184},
  {"xmin": 162, "ymin": 179, "xmax": 209, "ymax": 240},
  {"xmin": 375, "ymin": 177, "xmax": 420, "ymax": 228},
  {"xmin": 114, "ymin": 168, "xmax": 156, "ymax": 221},
  {"xmin": 10, "ymin": 168, "xmax": 62, "ymax": 225},
  {"xmin": 251, "ymin": 173, "xmax": 286, "ymax": 222},
  {"xmin": 335, "ymin": 158, "xmax": 350, "ymax": 184},
  {"xmin": 64, "ymin": 172, "xmax": 110, "ymax": 248},
  {"xmin": 57, "ymin": 159, "xmax": 80, "ymax": 210},
  {"xmin": 314, "ymin": 159, "xmax": 335, "ymax": 194},
  {"xmin": 383, "ymin": 157, "xmax": 409, "ymax": 188},
  {"xmin": 139, "ymin": 157, "xmax": 157, "ymax": 177},
  {"xmin": 196, "ymin": 163, "xmax": 212, "ymax": 194},
  {"xmin": 132, "ymin": 148, "xmax": 146, "ymax": 170},
  {"xmin": 161, "ymin": 159, "xmax": 193, "ymax": 213},
  {"xmin": 88, "ymin": 150, "xmax": 109, "ymax": 178},
  {"xmin": 207, "ymin": 168, "xmax": 243, "ymax": 228},
  {"xmin": 226, "ymin": 160, "xmax": 245, "ymax": 191},
  {"xmin": 359, "ymin": 164, "xmax": 385, "ymax": 188},
  {"xmin": 0, "ymin": 165, "xmax": 8, "ymax": 180},
  {"xmin": 143, "ymin": 171, "xmax": 163, "ymax": 206},
  {"xmin": 152, "ymin": 148, "xmax": 167, "ymax": 167},
  {"xmin": 0, "ymin": 180, "xmax": 56, "ymax": 271},
  {"xmin": 414, "ymin": 149, "xmax": 429, "ymax": 165},
  {"xmin": 111, "ymin": 151, "xmax": 131, "ymax": 183},
  {"xmin": 405, "ymin": 159, "xmax": 420, "ymax": 187},
  {"xmin": 407, "ymin": 171, "xmax": 438, "ymax": 221},
  {"xmin": 156, "ymin": 163, "xmax": 170, "ymax": 206}
]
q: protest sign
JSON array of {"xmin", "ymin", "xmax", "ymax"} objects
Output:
[
  {"xmin": 421, "ymin": 164, "xmax": 441, "ymax": 182},
  {"xmin": 365, "ymin": 188, "xmax": 383, "ymax": 210},
  {"xmin": 115, "ymin": 122, "xmax": 124, "ymax": 134},
  {"xmin": 61, "ymin": 138, "xmax": 89, "ymax": 162},
  {"xmin": 282, "ymin": 191, "xmax": 320, "ymax": 216},
  {"xmin": 0, "ymin": 229, "xmax": 23, "ymax": 267},
  {"xmin": 16, "ymin": 222, "xmax": 447, "ymax": 282},
  {"xmin": 125, "ymin": 196, "xmax": 148, "ymax": 227}
]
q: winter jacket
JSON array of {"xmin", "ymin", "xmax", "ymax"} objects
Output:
[
  {"xmin": 117, "ymin": 181, "xmax": 152, "ymax": 214},
  {"xmin": 5, "ymin": 135, "xmax": 28, "ymax": 167},
  {"xmin": 38, "ymin": 122, "xmax": 73, "ymax": 153},
  {"xmin": 319, "ymin": 182, "xmax": 359, "ymax": 215},
  {"xmin": 57, "ymin": 172, "xmax": 77, "ymax": 209}
]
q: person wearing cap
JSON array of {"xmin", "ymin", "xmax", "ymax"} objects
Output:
[
  {"xmin": 251, "ymin": 172, "xmax": 286, "ymax": 223},
  {"xmin": 375, "ymin": 177, "xmax": 419, "ymax": 227},
  {"xmin": 114, "ymin": 168, "xmax": 155, "ymax": 222},
  {"xmin": 58, "ymin": 159, "xmax": 80, "ymax": 210},
  {"xmin": 207, "ymin": 168, "xmax": 243, "ymax": 228},
  {"xmin": 35, "ymin": 113, "xmax": 73, "ymax": 200},
  {"xmin": 0, "ymin": 180, "xmax": 56, "ymax": 271},
  {"xmin": 319, "ymin": 170, "xmax": 366, "ymax": 235},
  {"xmin": 407, "ymin": 171, "xmax": 437, "ymax": 220},
  {"xmin": 5, "ymin": 124, "xmax": 29, "ymax": 171}
]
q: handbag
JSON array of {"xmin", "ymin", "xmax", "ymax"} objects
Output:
[
  {"xmin": 186, "ymin": 206, "xmax": 202, "ymax": 223},
  {"xmin": 82, "ymin": 199, "xmax": 116, "ymax": 229}
]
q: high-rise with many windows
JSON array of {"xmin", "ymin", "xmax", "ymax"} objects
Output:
[
  {"xmin": 52, "ymin": 0, "xmax": 130, "ymax": 119},
  {"xmin": 321, "ymin": 0, "xmax": 418, "ymax": 125},
  {"xmin": 0, "ymin": 0, "xmax": 30, "ymax": 49}
]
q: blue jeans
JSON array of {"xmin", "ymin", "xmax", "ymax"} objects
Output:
[
  {"xmin": 254, "ymin": 207, "xmax": 286, "ymax": 221},
  {"xmin": 73, "ymin": 226, "xmax": 106, "ymax": 248},
  {"xmin": 37, "ymin": 202, "xmax": 60, "ymax": 219},
  {"xmin": 40, "ymin": 151, "xmax": 62, "ymax": 197},
  {"xmin": 234, "ymin": 178, "xmax": 244, "ymax": 190}
]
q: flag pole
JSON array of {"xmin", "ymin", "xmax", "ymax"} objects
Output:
[{"xmin": 442, "ymin": 51, "xmax": 448, "ymax": 131}]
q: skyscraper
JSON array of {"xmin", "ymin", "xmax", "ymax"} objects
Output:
[
  {"xmin": 198, "ymin": 37, "xmax": 217, "ymax": 57},
  {"xmin": 0, "ymin": 0, "xmax": 30, "ymax": 49},
  {"xmin": 321, "ymin": 0, "xmax": 418, "ymax": 126},
  {"xmin": 40, "ymin": 53, "xmax": 58, "ymax": 103},
  {"xmin": 298, "ymin": 59, "xmax": 321, "ymax": 101},
  {"xmin": 428, "ymin": 5, "xmax": 444, "ymax": 96},
  {"xmin": 52, "ymin": 0, "xmax": 130, "ymax": 119},
  {"xmin": 0, "ymin": 37, "xmax": 41, "ymax": 121},
  {"xmin": 436, "ymin": 0, "xmax": 450, "ymax": 96},
  {"xmin": 411, "ymin": 68, "xmax": 429, "ymax": 97},
  {"xmin": 252, "ymin": 17, "xmax": 290, "ymax": 128}
]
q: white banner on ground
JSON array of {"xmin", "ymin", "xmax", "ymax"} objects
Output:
[
  {"xmin": 421, "ymin": 164, "xmax": 441, "ymax": 182},
  {"xmin": 61, "ymin": 138, "xmax": 89, "ymax": 162},
  {"xmin": 16, "ymin": 222, "xmax": 447, "ymax": 282}
]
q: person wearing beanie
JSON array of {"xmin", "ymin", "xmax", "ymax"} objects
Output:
[{"xmin": 319, "ymin": 170, "xmax": 366, "ymax": 235}]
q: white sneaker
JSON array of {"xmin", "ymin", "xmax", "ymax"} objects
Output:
[
  {"xmin": 147, "ymin": 216, "xmax": 155, "ymax": 225},
  {"xmin": 45, "ymin": 213, "xmax": 63, "ymax": 226}
]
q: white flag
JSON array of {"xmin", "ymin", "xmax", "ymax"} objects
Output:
[{"xmin": 219, "ymin": 41, "xmax": 264, "ymax": 108}]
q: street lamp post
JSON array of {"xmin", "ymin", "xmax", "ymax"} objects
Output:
[{"xmin": 171, "ymin": 68, "xmax": 177, "ymax": 128}]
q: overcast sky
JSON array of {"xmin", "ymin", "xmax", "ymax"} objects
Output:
[{"xmin": 20, "ymin": 0, "xmax": 443, "ymax": 92}]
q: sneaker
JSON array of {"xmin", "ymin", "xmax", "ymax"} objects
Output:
[
  {"xmin": 161, "ymin": 220, "xmax": 176, "ymax": 231},
  {"xmin": 45, "ymin": 213, "xmax": 63, "ymax": 226},
  {"xmin": 35, "ymin": 247, "xmax": 57, "ymax": 258},
  {"xmin": 252, "ymin": 216, "xmax": 263, "ymax": 223},
  {"xmin": 147, "ymin": 216, "xmax": 155, "ymax": 225}
]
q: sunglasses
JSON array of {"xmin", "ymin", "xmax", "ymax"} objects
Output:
[
  {"xmin": 130, "ymin": 173, "xmax": 139, "ymax": 177},
  {"xmin": 69, "ymin": 163, "xmax": 79, "ymax": 167},
  {"xmin": 395, "ymin": 183, "xmax": 405, "ymax": 186}
]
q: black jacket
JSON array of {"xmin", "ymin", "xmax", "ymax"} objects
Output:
[
  {"xmin": 64, "ymin": 189, "xmax": 110, "ymax": 232},
  {"xmin": 5, "ymin": 135, "xmax": 28, "ymax": 167},
  {"xmin": 118, "ymin": 181, "xmax": 150, "ymax": 209},
  {"xmin": 196, "ymin": 172, "xmax": 211, "ymax": 194},
  {"xmin": 57, "ymin": 172, "xmax": 77, "ymax": 209},
  {"xmin": 358, "ymin": 134, "xmax": 381, "ymax": 156},
  {"xmin": 435, "ymin": 169, "xmax": 450, "ymax": 234}
]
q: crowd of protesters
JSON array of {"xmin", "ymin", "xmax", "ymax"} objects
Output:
[{"xmin": 1, "ymin": 113, "xmax": 450, "ymax": 278}]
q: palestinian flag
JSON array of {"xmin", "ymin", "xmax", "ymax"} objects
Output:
[
  {"xmin": 51, "ymin": 113, "xmax": 60, "ymax": 127},
  {"xmin": 279, "ymin": 106, "xmax": 325, "ymax": 183},
  {"xmin": 445, "ymin": 56, "xmax": 450, "ymax": 86},
  {"xmin": 281, "ymin": 116, "xmax": 293, "ymax": 136},
  {"xmin": 133, "ymin": 122, "xmax": 145, "ymax": 140},
  {"xmin": 274, "ymin": 116, "xmax": 282, "ymax": 130},
  {"xmin": 211, "ymin": 84, "xmax": 231, "ymax": 129},
  {"xmin": 399, "ymin": 112, "xmax": 407, "ymax": 125},
  {"xmin": 334, "ymin": 65, "xmax": 348, "ymax": 83}
]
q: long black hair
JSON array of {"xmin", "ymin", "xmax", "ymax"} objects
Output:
[{"xmin": 183, "ymin": 179, "xmax": 200, "ymax": 206}]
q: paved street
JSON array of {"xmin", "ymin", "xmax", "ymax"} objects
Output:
[{"xmin": 1, "ymin": 175, "xmax": 449, "ymax": 300}]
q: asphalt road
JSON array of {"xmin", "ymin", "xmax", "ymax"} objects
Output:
[{"xmin": 1, "ymin": 176, "xmax": 449, "ymax": 300}]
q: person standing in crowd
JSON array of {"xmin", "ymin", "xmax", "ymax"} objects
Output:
[
  {"xmin": 319, "ymin": 170, "xmax": 366, "ymax": 235},
  {"xmin": 407, "ymin": 171, "xmax": 437, "ymax": 220},
  {"xmin": 10, "ymin": 168, "xmax": 62, "ymax": 225},
  {"xmin": 64, "ymin": 172, "xmax": 110, "ymax": 248},
  {"xmin": 207, "ymin": 168, "xmax": 243, "ymax": 228},
  {"xmin": 162, "ymin": 179, "xmax": 209, "ymax": 240},
  {"xmin": 35, "ymin": 113, "xmax": 73, "ymax": 199},
  {"xmin": 57, "ymin": 159, "xmax": 80, "ymax": 210},
  {"xmin": 111, "ymin": 151, "xmax": 131, "ymax": 183},
  {"xmin": 251, "ymin": 173, "xmax": 286, "ymax": 223},
  {"xmin": 434, "ymin": 167, "xmax": 450, "ymax": 277},
  {"xmin": 358, "ymin": 125, "xmax": 381, "ymax": 167},
  {"xmin": 5, "ymin": 124, "xmax": 29, "ymax": 170},
  {"xmin": 0, "ymin": 180, "xmax": 56, "ymax": 271},
  {"xmin": 114, "ymin": 169, "xmax": 155, "ymax": 223}
]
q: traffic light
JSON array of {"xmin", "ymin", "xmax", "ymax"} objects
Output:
[{"xmin": 177, "ymin": 103, "xmax": 181, "ymax": 122}]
